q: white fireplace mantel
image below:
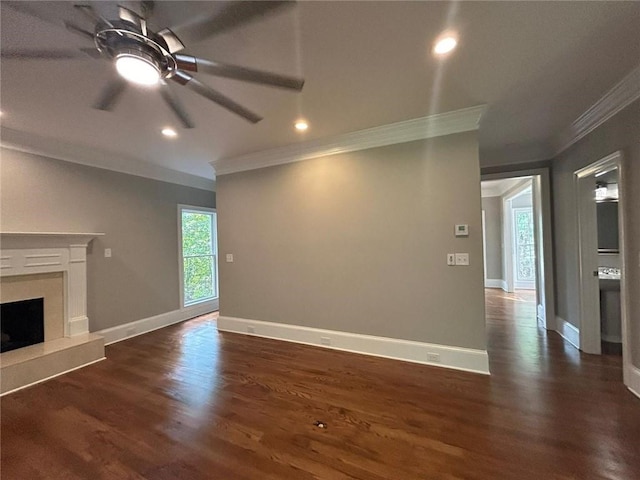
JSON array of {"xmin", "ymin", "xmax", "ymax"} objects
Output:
[{"xmin": 1, "ymin": 232, "xmax": 104, "ymax": 337}]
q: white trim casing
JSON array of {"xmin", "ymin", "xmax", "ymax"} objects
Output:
[
  {"xmin": 211, "ymin": 105, "xmax": 485, "ymax": 175},
  {"xmin": 555, "ymin": 64, "xmax": 640, "ymax": 155},
  {"xmin": 217, "ymin": 316, "xmax": 490, "ymax": 375},
  {"xmin": 484, "ymin": 279, "xmax": 504, "ymax": 289},
  {"xmin": 96, "ymin": 300, "xmax": 218, "ymax": 345},
  {"xmin": 627, "ymin": 365, "xmax": 640, "ymax": 400},
  {"xmin": 574, "ymin": 152, "xmax": 629, "ymax": 363},
  {"xmin": 556, "ymin": 316, "xmax": 580, "ymax": 350}
]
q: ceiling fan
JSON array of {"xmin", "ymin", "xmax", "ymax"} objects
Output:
[{"xmin": 2, "ymin": 1, "xmax": 305, "ymax": 126}]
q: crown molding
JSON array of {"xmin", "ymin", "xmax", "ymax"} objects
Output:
[
  {"xmin": 0, "ymin": 128, "xmax": 216, "ymax": 191},
  {"xmin": 555, "ymin": 64, "xmax": 640, "ymax": 156},
  {"xmin": 212, "ymin": 105, "xmax": 486, "ymax": 176}
]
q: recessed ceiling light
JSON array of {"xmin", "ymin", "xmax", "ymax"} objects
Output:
[
  {"xmin": 161, "ymin": 127, "xmax": 177, "ymax": 138},
  {"xmin": 294, "ymin": 120, "xmax": 308, "ymax": 131},
  {"xmin": 433, "ymin": 35, "xmax": 458, "ymax": 56}
]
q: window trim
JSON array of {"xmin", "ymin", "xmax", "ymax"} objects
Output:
[{"xmin": 177, "ymin": 204, "xmax": 218, "ymax": 308}]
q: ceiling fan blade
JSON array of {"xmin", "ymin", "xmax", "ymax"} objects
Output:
[
  {"xmin": 4, "ymin": 1, "xmax": 61, "ymax": 27},
  {"xmin": 140, "ymin": 1, "xmax": 155, "ymax": 20},
  {"xmin": 78, "ymin": 47, "xmax": 102, "ymax": 59},
  {"xmin": 157, "ymin": 28, "xmax": 185, "ymax": 54},
  {"xmin": 171, "ymin": 71, "xmax": 262, "ymax": 123},
  {"xmin": 171, "ymin": 1, "xmax": 293, "ymax": 45},
  {"xmin": 175, "ymin": 55, "xmax": 304, "ymax": 91},
  {"xmin": 64, "ymin": 21, "xmax": 95, "ymax": 41},
  {"xmin": 159, "ymin": 81, "xmax": 194, "ymax": 129},
  {"xmin": 1, "ymin": 49, "xmax": 85, "ymax": 60},
  {"xmin": 94, "ymin": 78, "xmax": 128, "ymax": 111},
  {"xmin": 73, "ymin": 4, "xmax": 113, "ymax": 28}
]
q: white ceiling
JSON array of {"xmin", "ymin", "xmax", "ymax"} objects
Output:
[
  {"xmin": 2, "ymin": 1, "xmax": 639, "ymax": 183},
  {"xmin": 481, "ymin": 177, "xmax": 528, "ymax": 198}
]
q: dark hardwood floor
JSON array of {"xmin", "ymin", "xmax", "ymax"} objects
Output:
[{"xmin": 2, "ymin": 291, "xmax": 639, "ymax": 479}]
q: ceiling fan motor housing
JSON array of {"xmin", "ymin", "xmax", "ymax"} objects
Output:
[{"xmin": 95, "ymin": 20, "xmax": 178, "ymax": 79}]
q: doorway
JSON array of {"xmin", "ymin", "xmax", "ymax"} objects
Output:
[
  {"xmin": 481, "ymin": 172, "xmax": 553, "ymax": 331},
  {"xmin": 575, "ymin": 152, "xmax": 629, "ymax": 374}
]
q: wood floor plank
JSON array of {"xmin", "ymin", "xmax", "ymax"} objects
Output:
[{"xmin": 2, "ymin": 290, "xmax": 639, "ymax": 479}]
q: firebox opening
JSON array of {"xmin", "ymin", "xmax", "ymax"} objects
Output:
[{"xmin": 1, "ymin": 297, "xmax": 45, "ymax": 353}]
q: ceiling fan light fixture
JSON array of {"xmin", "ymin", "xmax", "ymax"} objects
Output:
[{"xmin": 115, "ymin": 52, "xmax": 161, "ymax": 86}]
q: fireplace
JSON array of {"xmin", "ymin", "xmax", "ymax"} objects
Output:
[
  {"xmin": 1, "ymin": 232, "xmax": 106, "ymax": 395},
  {"xmin": 1, "ymin": 298, "xmax": 45, "ymax": 353}
]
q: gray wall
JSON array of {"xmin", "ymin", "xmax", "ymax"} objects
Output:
[
  {"xmin": 0, "ymin": 148, "xmax": 216, "ymax": 331},
  {"xmin": 552, "ymin": 99, "xmax": 640, "ymax": 367},
  {"xmin": 217, "ymin": 132, "xmax": 487, "ymax": 351},
  {"xmin": 481, "ymin": 196, "xmax": 503, "ymax": 281}
]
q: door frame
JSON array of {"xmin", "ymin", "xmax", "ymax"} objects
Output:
[
  {"xmin": 481, "ymin": 168, "xmax": 555, "ymax": 330},
  {"xmin": 482, "ymin": 210, "xmax": 488, "ymax": 282},
  {"xmin": 574, "ymin": 152, "xmax": 629, "ymax": 379}
]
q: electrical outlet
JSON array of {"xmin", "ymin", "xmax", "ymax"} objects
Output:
[
  {"xmin": 320, "ymin": 336, "xmax": 331, "ymax": 346},
  {"xmin": 226, "ymin": 253, "xmax": 234, "ymax": 263},
  {"xmin": 455, "ymin": 253, "xmax": 469, "ymax": 266},
  {"xmin": 447, "ymin": 253, "xmax": 456, "ymax": 266},
  {"xmin": 247, "ymin": 326, "xmax": 255, "ymax": 334},
  {"xmin": 426, "ymin": 352, "xmax": 441, "ymax": 363}
]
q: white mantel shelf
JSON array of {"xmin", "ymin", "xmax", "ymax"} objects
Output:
[{"xmin": 1, "ymin": 232, "xmax": 104, "ymax": 249}]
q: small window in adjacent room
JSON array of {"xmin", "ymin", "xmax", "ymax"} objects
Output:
[{"xmin": 179, "ymin": 205, "xmax": 218, "ymax": 307}]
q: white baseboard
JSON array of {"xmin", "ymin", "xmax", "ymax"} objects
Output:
[
  {"xmin": 501, "ymin": 280, "xmax": 509, "ymax": 292},
  {"xmin": 217, "ymin": 316, "xmax": 490, "ymax": 375},
  {"xmin": 484, "ymin": 279, "xmax": 504, "ymax": 289},
  {"xmin": 96, "ymin": 299, "xmax": 218, "ymax": 345},
  {"xmin": 1, "ymin": 357, "xmax": 106, "ymax": 397},
  {"xmin": 556, "ymin": 316, "xmax": 580, "ymax": 350},
  {"xmin": 626, "ymin": 365, "xmax": 640, "ymax": 400},
  {"xmin": 601, "ymin": 333, "xmax": 622, "ymax": 344}
]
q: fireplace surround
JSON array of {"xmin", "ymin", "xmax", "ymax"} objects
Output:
[{"xmin": 0, "ymin": 232, "xmax": 106, "ymax": 395}]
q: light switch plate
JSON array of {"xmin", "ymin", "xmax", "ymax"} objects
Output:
[
  {"xmin": 226, "ymin": 253, "xmax": 234, "ymax": 263},
  {"xmin": 104, "ymin": 248, "xmax": 112, "ymax": 258},
  {"xmin": 455, "ymin": 253, "xmax": 469, "ymax": 265}
]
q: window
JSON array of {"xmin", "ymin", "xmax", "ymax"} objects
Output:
[
  {"xmin": 513, "ymin": 207, "xmax": 535, "ymax": 283},
  {"xmin": 179, "ymin": 206, "xmax": 218, "ymax": 306}
]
